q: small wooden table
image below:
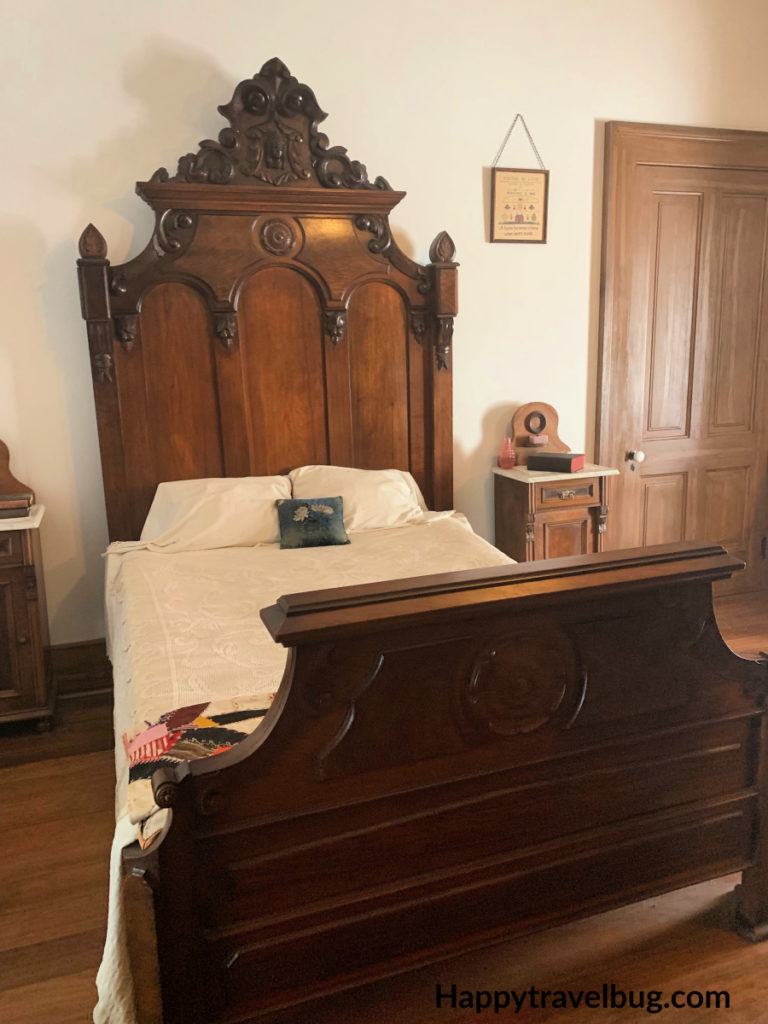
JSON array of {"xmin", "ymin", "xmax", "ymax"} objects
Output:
[{"xmin": 494, "ymin": 463, "xmax": 619, "ymax": 562}]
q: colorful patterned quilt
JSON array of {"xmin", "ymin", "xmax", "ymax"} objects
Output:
[{"xmin": 122, "ymin": 697, "xmax": 273, "ymax": 842}]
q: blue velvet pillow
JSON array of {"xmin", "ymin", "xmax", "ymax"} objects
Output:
[{"xmin": 276, "ymin": 496, "xmax": 350, "ymax": 549}]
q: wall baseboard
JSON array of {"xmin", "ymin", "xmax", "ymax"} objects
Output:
[{"xmin": 50, "ymin": 639, "xmax": 112, "ymax": 696}]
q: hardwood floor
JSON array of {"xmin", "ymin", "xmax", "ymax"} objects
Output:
[
  {"xmin": 0, "ymin": 591, "xmax": 765, "ymax": 1023},
  {"xmin": 0, "ymin": 694, "xmax": 115, "ymax": 1024}
]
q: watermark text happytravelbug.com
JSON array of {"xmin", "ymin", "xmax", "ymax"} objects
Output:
[{"xmin": 435, "ymin": 983, "xmax": 731, "ymax": 1015}]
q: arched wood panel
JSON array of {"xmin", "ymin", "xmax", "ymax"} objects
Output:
[
  {"xmin": 347, "ymin": 283, "xmax": 410, "ymax": 470},
  {"xmin": 238, "ymin": 268, "xmax": 328, "ymax": 474},
  {"xmin": 134, "ymin": 283, "xmax": 224, "ymax": 510}
]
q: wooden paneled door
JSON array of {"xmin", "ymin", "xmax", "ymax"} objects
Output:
[{"xmin": 598, "ymin": 122, "xmax": 768, "ymax": 592}]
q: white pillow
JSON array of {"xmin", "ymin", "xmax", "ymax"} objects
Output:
[
  {"xmin": 140, "ymin": 476, "xmax": 291, "ymax": 550},
  {"xmin": 289, "ymin": 466, "xmax": 427, "ymax": 532}
]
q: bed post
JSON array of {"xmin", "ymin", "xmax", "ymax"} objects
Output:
[
  {"xmin": 736, "ymin": 654, "xmax": 768, "ymax": 941},
  {"xmin": 428, "ymin": 230, "xmax": 458, "ymax": 510},
  {"xmin": 77, "ymin": 224, "xmax": 134, "ymax": 540}
]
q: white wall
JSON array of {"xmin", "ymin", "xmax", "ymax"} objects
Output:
[{"xmin": 3, "ymin": 0, "xmax": 768, "ymax": 644}]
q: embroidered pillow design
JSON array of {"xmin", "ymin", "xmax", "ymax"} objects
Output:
[{"xmin": 276, "ymin": 496, "xmax": 350, "ymax": 549}]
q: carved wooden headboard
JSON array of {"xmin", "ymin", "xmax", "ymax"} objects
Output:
[{"xmin": 77, "ymin": 58, "xmax": 458, "ymax": 541}]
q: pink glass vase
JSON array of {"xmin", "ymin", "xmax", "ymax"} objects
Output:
[{"xmin": 498, "ymin": 438, "xmax": 516, "ymax": 469}]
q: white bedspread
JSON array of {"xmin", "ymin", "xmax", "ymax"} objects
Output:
[{"xmin": 95, "ymin": 513, "xmax": 512, "ymax": 1023}]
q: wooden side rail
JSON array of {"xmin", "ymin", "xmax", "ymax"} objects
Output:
[{"xmin": 122, "ymin": 544, "xmax": 768, "ymax": 1023}]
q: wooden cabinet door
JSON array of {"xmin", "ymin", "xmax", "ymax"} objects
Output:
[
  {"xmin": 598, "ymin": 123, "xmax": 768, "ymax": 592},
  {"xmin": 534, "ymin": 508, "xmax": 594, "ymax": 560},
  {"xmin": 0, "ymin": 569, "xmax": 45, "ymax": 716}
]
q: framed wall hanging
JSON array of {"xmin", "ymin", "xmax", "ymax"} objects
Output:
[{"xmin": 490, "ymin": 114, "xmax": 549, "ymax": 243}]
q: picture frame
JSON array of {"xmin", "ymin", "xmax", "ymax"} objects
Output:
[{"xmin": 490, "ymin": 167, "xmax": 549, "ymax": 243}]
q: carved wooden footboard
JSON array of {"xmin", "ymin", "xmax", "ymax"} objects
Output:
[{"xmin": 122, "ymin": 543, "xmax": 768, "ymax": 1023}]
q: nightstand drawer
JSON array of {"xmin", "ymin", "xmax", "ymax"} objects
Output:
[
  {"xmin": 535, "ymin": 477, "xmax": 600, "ymax": 510},
  {"xmin": 0, "ymin": 531, "xmax": 24, "ymax": 566}
]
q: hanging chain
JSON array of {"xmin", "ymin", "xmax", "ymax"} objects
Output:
[{"xmin": 491, "ymin": 114, "xmax": 546, "ymax": 169}]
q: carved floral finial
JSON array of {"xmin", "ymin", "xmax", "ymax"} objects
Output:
[
  {"xmin": 429, "ymin": 231, "xmax": 456, "ymax": 265},
  {"xmin": 79, "ymin": 223, "xmax": 108, "ymax": 260}
]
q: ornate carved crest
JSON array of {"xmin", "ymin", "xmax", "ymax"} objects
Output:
[{"xmin": 157, "ymin": 58, "xmax": 390, "ymax": 191}]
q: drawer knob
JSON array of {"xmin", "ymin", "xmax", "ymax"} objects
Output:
[
  {"xmin": 17, "ymin": 635, "xmax": 29, "ymax": 645},
  {"xmin": 557, "ymin": 489, "xmax": 576, "ymax": 500}
]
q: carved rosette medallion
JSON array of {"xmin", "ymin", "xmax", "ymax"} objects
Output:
[
  {"xmin": 464, "ymin": 629, "xmax": 586, "ymax": 737},
  {"xmin": 259, "ymin": 218, "xmax": 297, "ymax": 257}
]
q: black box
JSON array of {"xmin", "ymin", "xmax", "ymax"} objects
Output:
[{"xmin": 526, "ymin": 452, "xmax": 585, "ymax": 473}]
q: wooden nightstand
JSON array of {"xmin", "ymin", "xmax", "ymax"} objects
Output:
[
  {"xmin": 0, "ymin": 443, "xmax": 53, "ymax": 729},
  {"xmin": 494, "ymin": 463, "xmax": 619, "ymax": 562}
]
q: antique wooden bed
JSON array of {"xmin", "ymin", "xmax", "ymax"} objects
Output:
[{"xmin": 77, "ymin": 60, "xmax": 768, "ymax": 1023}]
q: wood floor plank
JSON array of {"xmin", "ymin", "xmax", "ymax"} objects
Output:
[
  {"xmin": 0, "ymin": 927, "xmax": 105, "ymax": 992},
  {"xmin": 0, "ymin": 810, "xmax": 112, "ymax": 953},
  {"xmin": 0, "ymin": 749, "xmax": 115, "ymax": 829},
  {"xmin": 0, "ymin": 692, "xmax": 114, "ymax": 770},
  {"xmin": 0, "ymin": 969, "xmax": 100, "ymax": 1024}
]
